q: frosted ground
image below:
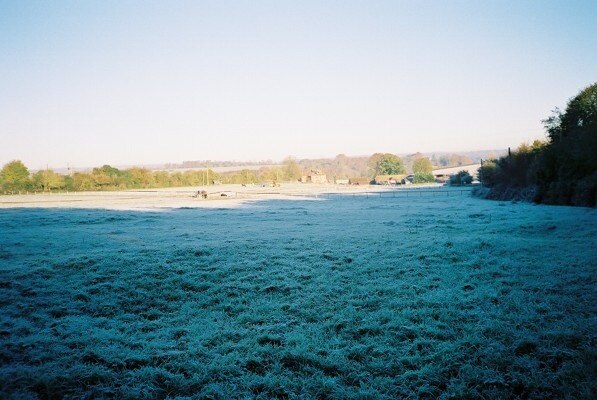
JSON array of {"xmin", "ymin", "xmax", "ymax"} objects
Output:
[
  {"xmin": 0, "ymin": 187, "xmax": 596, "ymax": 399},
  {"xmin": 0, "ymin": 183, "xmax": 414, "ymax": 211}
]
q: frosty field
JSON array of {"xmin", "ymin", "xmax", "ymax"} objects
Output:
[{"xmin": 0, "ymin": 190, "xmax": 596, "ymax": 399}]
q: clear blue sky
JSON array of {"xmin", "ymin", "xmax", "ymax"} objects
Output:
[{"xmin": 1, "ymin": 0, "xmax": 595, "ymax": 169}]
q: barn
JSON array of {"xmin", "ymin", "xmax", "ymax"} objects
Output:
[
  {"xmin": 349, "ymin": 177, "xmax": 371, "ymax": 185},
  {"xmin": 432, "ymin": 164, "xmax": 481, "ymax": 182}
]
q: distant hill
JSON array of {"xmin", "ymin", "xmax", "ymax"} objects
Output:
[
  {"xmin": 37, "ymin": 149, "xmax": 507, "ymax": 176},
  {"xmin": 425, "ymin": 149, "xmax": 507, "ymax": 163}
]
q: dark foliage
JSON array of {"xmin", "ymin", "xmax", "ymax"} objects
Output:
[
  {"xmin": 478, "ymin": 83, "xmax": 597, "ymax": 207},
  {"xmin": 449, "ymin": 170, "xmax": 473, "ymax": 185}
]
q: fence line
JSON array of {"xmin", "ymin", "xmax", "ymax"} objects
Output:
[
  {"xmin": 0, "ymin": 187, "xmax": 474, "ymax": 204},
  {"xmin": 224, "ymin": 188, "xmax": 473, "ymax": 200},
  {"xmin": 320, "ymin": 189, "xmax": 473, "ymax": 199}
]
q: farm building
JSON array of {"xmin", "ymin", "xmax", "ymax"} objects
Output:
[
  {"xmin": 374, "ymin": 174, "xmax": 407, "ymax": 185},
  {"xmin": 349, "ymin": 177, "xmax": 371, "ymax": 185},
  {"xmin": 300, "ymin": 170, "xmax": 328, "ymax": 184},
  {"xmin": 432, "ymin": 164, "xmax": 481, "ymax": 182}
]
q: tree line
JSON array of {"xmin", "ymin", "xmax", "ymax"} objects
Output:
[
  {"xmin": 0, "ymin": 160, "xmax": 306, "ymax": 193},
  {"xmin": 478, "ymin": 82, "xmax": 596, "ymax": 207},
  {"xmin": 365, "ymin": 153, "xmax": 435, "ymax": 183},
  {"xmin": 1, "ymin": 149, "xmax": 478, "ymax": 193},
  {"xmin": 296, "ymin": 151, "xmax": 472, "ymax": 183}
]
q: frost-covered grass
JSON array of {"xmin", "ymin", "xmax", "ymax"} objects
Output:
[{"xmin": 0, "ymin": 194, "xmax": 596, "ymax": 399}]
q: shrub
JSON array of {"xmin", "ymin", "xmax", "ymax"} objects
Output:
[
  {"xmin": 412, "ymin": 173, "xmax": 435, "ymax": 183},
  {"xmin": 478, "ymin": 160, "xmax": 498, "ymax": 187},
  {"xmin": 449, "ymin": 170, "xmax": 473, "ymax": 185}
]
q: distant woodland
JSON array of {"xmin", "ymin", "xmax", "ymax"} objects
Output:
[{"xmin": 0, "ymin": 151, "xmax": 485, "ymax": 193}]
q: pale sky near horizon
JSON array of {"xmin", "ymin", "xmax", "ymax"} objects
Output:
[{"xmin": 1, "ymin": 0, "xmax": 596, "ymax": 169}]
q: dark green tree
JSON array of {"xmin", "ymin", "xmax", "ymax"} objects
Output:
[
  {"xmin": 368, "ymin": 153, "xmax": 405, "ymax": 176},
  {"xmin": 543, "ymin": 83, "xmax": 597, "ymax": 142},
  {"xmin": 378, "ymin": 154, "xmax": 405, "ymax": 175},
  {"xmin": 479, "ymin": 83, "xmax": 596, "ymax": 206},
  {"xmin": 450, "ymin": 170, "xmax": 473, "ymax": 185}
]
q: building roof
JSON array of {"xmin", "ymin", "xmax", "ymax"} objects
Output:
[
  {"xmin": 432, "ymin": 164, "xmax": 481, "ymax": 177},
  {"xmin": 349, "ymin": 177, "xmax": 371, "ymax": 184}
]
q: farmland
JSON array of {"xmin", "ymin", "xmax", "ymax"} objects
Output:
[{"xmin": 0, "ymin": 188, "xmax": 596, "ymax": 399}]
